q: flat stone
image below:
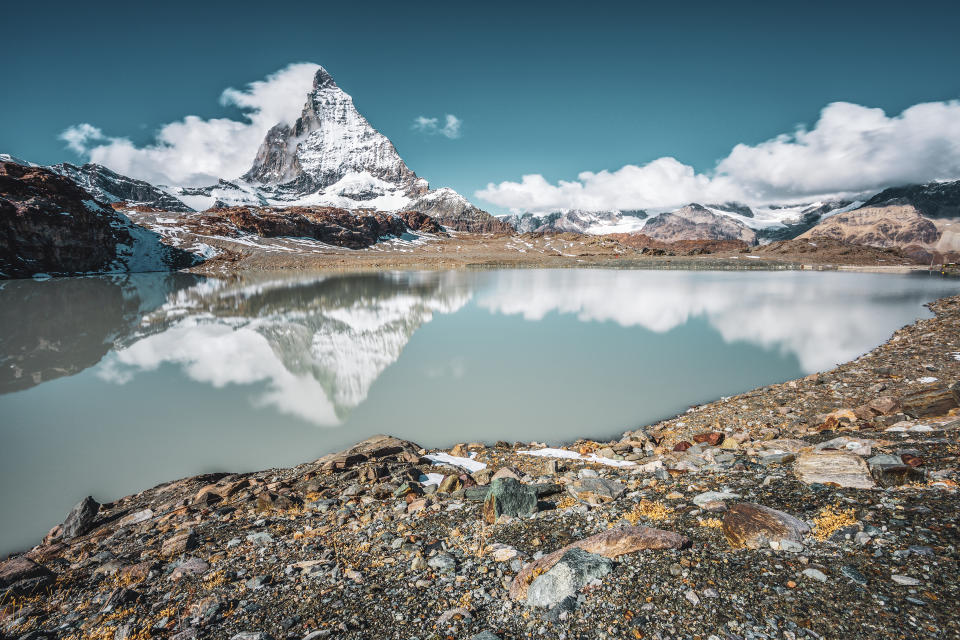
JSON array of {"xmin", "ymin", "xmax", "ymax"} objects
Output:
[
  {"xmin": 469, "ymin": 633, "xmax": 502, "ymax": 640},
  {"xmin": 169, "ymin": 557, "xmax": 209, "ymax": 581},
  {"xmin": 567, "ymin": 477, "xmax": 626, "ymax": 505},
  {"xmin": 692, "ymin": 491, "xmax": 740, "ymax": 506},
  {"xmin": 161, "ymin": 531, "xmax": 197, "ymax": 557},
  {"xmin": 510, "ymin": 525, "xmax": 688, "ymax": 600},
  {"xmin": 891, "ymin": 574, "xmax": 922, "ymax": 586},
  {"xmin": 794, "ymin": 451, "xmax": 876, "ymax": 489},
  {"xmin": 723, "ymin": 503, "xmax": 810, "ymax": 550},
  {"xmin": 526, "ymin": 548, "xmax": 613, "ymax": 608}
]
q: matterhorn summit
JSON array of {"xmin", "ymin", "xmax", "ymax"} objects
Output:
[{"xmin": 243, "ymin": 67, "xmax": 427, "ymax": 206}]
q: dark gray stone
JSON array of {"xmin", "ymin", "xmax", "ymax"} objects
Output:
[{"xmin": 62, "ymin": 496, "xmax": 100, "ymax": 539}]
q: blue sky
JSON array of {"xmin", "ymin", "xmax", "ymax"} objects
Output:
[{"xmin": 3, "ymin": 0, "xmax": 959, "ymax": 211}]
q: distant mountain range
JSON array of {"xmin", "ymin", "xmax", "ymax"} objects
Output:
[{"xmin": 3, "ymin": 64, "xmax": 960, "ymax": 272}]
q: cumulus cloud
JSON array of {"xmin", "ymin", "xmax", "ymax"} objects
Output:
[
  {"xmin": 477, "ymin": 99, "xmax": 960, "ymax": 213},
  {"xmin": 413, "ymin": 114, "xmax": 462, "ymax": 139},
  {"xmin": 59, "ymin": 63, "xmax": 320, "ymax": 187}
]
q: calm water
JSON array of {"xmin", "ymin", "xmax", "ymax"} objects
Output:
[{"xmin": 1, "ymin": 268, "xmax": 957, "ymax": 554}]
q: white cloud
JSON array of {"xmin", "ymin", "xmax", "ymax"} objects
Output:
[
  {"xmin": 413, "ymin": 113, "xmax": 462, "ymax": 139},
  {"xmin": 59, "ymin": 123, "xmax": 105, "ymax": 154},
  {"xmin": 477, "ymin": 99, "xmax": 960, "ymax": 213},
  {"xmin": 59, "ymin": 63, "xmax": 320, "ymax": 187}
]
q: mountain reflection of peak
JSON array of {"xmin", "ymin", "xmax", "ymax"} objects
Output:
[
  {"xmin": 97, "ymin": 272, "xmax": 474, "ymax": 426},
  {"xmin": 0, "ymin": 273, "xmax": 201, "ymax": 395}
]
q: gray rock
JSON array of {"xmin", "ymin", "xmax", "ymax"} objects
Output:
[
  {"xmin": 526, "ymin": 548, "xmax": 614, "ymax": 608},
  {"xmin": 567, "ymin": 477, "xmax": 626, "ymax": 505},
  {"xmin": 801, "ymin": 568, "xmax": 828, "ymax": 582},
  {"xmin": 246, "ymin": 532, "xmax": 274, "ymax": 546},
  {"xmin": 230, "ymin": 634, "xmax": 273, "ymax": 640},
  {"xmin": 427, "ymin": 552, "xmax": 457, "ymax": 573},
  {"xmin": 482, "ymin": 478, "xmax": 538, "ymax": 523},
  {"xmin": 62, "ymin": 496, "xmax": 100, "ymax": 539},
  {"xmin": 891, "ymin": 574, "xmax": 922, "ymax": 586},
  {"xmin": 692, "ymin": 491, "xmax": 740, "ymax": 506},
  {"xmin": 470, "ymin": 633, "xmax": 502, "ymax": 640}
]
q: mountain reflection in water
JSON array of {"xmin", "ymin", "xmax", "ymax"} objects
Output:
[{"xmin": 1, "ymin": 269, "xmax": 958, "ymax": 556}]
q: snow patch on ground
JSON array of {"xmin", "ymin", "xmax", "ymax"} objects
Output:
[
  {"xmin": 518, "ymin": 447, "xmax": 636, "ymax": 468},
  {"xmin": 425, "ymin": 452, "xmax": 487, "ymax": 473}
]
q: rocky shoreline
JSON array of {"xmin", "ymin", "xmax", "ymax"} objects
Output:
[{"xmin": 2, "ymin": 296, "xmax": 959, "ymax": 640}]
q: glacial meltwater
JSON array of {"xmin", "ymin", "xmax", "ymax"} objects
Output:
[{"xmin": 1, "ymin": 269, "xmax": 958, "ymax": 554}]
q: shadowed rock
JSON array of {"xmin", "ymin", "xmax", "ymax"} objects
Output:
[{"xmin": 61, "ymin": 496, "xmax": 100, "ymax": 540}]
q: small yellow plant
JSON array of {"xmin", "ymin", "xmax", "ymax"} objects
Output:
[
  {"xmin": 812, "ymin": 506, "xmax": 857, "ymax": 541},
  {"xmin": 698, "ymin": 517, "xmax": 724, "ymax": 529},
  {"xmin": 624, "ymin": 499, "xmax": 673, "ymax": 523}
]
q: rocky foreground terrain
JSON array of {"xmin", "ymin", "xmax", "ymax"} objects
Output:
[{"xmin": 3, "ymin": 293, "xmax": 959, "ymax": 639}]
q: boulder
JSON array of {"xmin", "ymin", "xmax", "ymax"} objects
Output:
[
  {"xmin": 510, "ymin": 525, "xmax": 689, "ymax": 600},
  {"xmin": 794, "ymin": 451, "xmax": 876, "ymax": 489},
  {"xmin": 61, "ymin": 496, "xmax": 100, "ymax": 539},
  {"xmin": 526, "ymin": 549, "xmax": 613, "ymax": 608},
  {"xmin": 317, "ymin": 434, "xmax": 422, "ymax": 472},
  {"xmin": 482, "ymin": 478, "xmax": 537, "ymax": 523},
  {"xmin": 722, "ymin": 503, "xmax": 810, "ymax": 550}
]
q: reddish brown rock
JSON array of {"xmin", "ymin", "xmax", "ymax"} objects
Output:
[
  {"xmin": 509, "ymin": 526, "xmax": 689, "ymax": 600},
  {"xmin": 673, "ymin": 441, "xmax": 693, "ymax": 452},
  {"xmin": 693, "ymin": 432, "xmax": 724, "ymax": 446},
  {"xmin": 722, "ymin": 503, "xmax": 811, "ymax": 550},
  {"xmin": 0, "ymin": 556, "xmax": 54, "ymax": 596}
]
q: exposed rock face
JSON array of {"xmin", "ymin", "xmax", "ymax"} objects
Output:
[
  {"xmin": 861, "ymin": 180, "xmax": 960, "ymax": 218},
  {"xmin": 178, "ymin": 205, "xmax": 441, "ymax": 249},
  {"xmin": 800, "ymin": 205, "xmax": 940, "ymax": 249},
  {"xmin": 643, "ymin": 204, "xmax": 757, "ymax": 244},
  {"xmin": 412, "ymin": 188, "xmax": 513, "ymax": 232},
  {"xmin": 0, "ymin": 162, "xmax": 201, "ymax": 278},
  {"xmin": 49, "ymin": 163, "xmax": 193, "ymax": 212}
]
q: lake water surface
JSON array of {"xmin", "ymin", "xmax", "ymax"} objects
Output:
[{"xmin": 1, "ymin": 269, "xmax": 958, "ymax": 555}]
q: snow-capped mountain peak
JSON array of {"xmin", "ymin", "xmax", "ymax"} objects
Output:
[{"xmin": 243, "ymin": 66, "xmax": 422, "ymax": 200}]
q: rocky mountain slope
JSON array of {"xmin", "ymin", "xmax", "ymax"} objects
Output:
[
  {"xmin": 641, "ymin": 204, "xmax": 757, "ymax": 244},
  {"xmin": 798, "ymin": 181, "xmax": 960, "ymax": 262},
  {"xmin": 49, "ymin": 163, "xmax": 193, "ymax": 212},
  {"xmin": 501, "ymin": 209, "xmax": 647, "ymax": 234},
  {"xmin": 0, "ymin": 162, "xmax": 201, "ymax": 279}
]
